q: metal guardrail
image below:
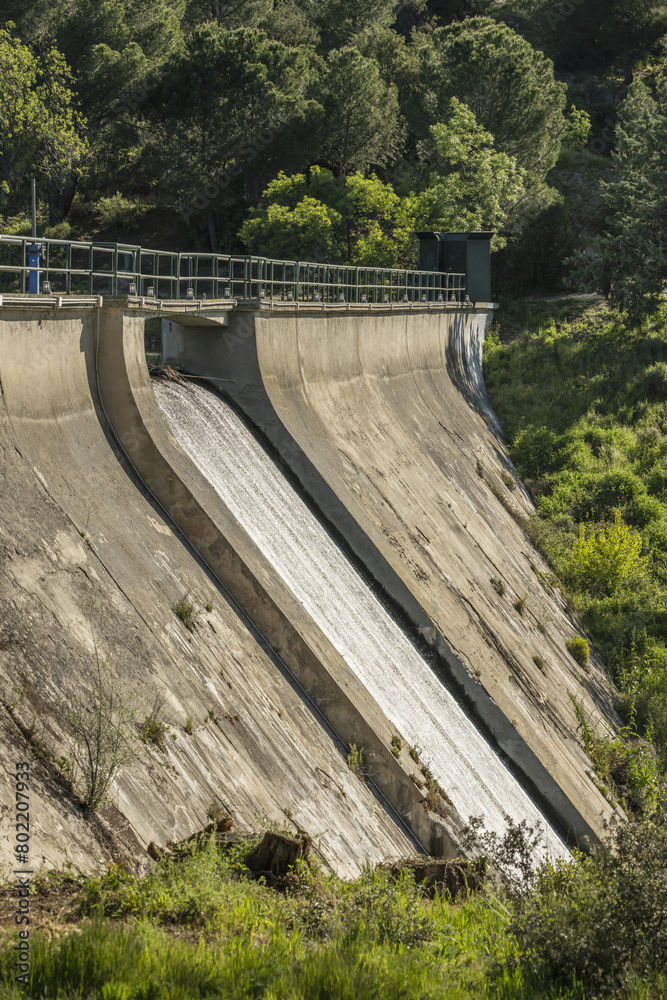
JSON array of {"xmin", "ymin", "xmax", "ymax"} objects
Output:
[{"xmin": 0, "ymin": 235, "xmax": 467, "ymax": 303}]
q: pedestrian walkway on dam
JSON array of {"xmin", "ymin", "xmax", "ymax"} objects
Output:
[{"xmin": 0, "ymin": 233, "xmax": 468, "ymax": 302}]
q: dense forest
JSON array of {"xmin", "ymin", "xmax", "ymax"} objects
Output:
[{"xmin": 1, "ymin": 0, "xmax": 666, "ymax": 305}]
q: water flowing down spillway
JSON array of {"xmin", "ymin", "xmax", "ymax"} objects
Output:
[{"xmin": 154, "ymin": 380, "xmax": 569, "ymax": 861}]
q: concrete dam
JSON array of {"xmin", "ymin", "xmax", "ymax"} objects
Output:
[{"xmin": 0, "ymin": 294, "xmax": 620, "ymax": 876}]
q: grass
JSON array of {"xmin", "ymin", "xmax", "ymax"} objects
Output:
[
  {"xmin": 484, "ymin": 296, "xmax": 667, "ymax": 787},
  {"xmin": 0, "ymin": 834, "xmax": 573, "ymax": 1000},
  {"xmin": 346, "ymin": 742, "xmax": 366, "ymax": 779},
  {"xmin": 5, "ymin": 812, "xmax": 667, "ymax": 999}
]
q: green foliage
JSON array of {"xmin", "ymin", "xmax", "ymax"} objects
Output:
[
  {"xmin": 506, "ymin": 196, "xmax": 575, "ymax": 291},
  {"xmin": 346, "ymin": 741, "xmax": 366, "ymax": 778},
  {"xmin": 240, "ymin": 193, "xmax": 341, "ymax": 260},
  {"xmin": 0, "ymin": 831, "xmax": 538, "ymax": 999},
  {"xmin": 139, "ymin": 717, "xmax": 167, "ymax": 750},
  {"xmin": 411, "ymin": 99, "xmax": 526, "ymax": 251},
  {"xmin": 570, "ymin": 693, "xmax": 661, "ymax": 813},
  {"xmin": 96, "ymin": 192, "xmax": 149, "ymax": 231},
  {"xmin": 567, "ymin": 512, "xmax": 647, "ymax": 598},
  {"xmin": 297, "ymin": 0, "xmax": 397, "ymax": 49},
  {"xmin": 0, "ymin": 28, "xmax": 87, "ymax": 219},
  {"xmin": 243, "ymin": 99, "xmax": 526, "ymax": 264},
  {"xmin": 413, "ymin": 18, "xmax": 567, "ymax": 180},
  {"xmin": 174, "ymin": 599, "xmax": 199, "ymax": 631},
  {"xmin": 512, "ymin": 811, "xmax": 667, "ymax": 997},
  {"xmin": 484, "ymin": 298, "xmax": 667, "ymax": 766},
  {"xmin": 568, "ymin": 78, "xmax": 667, "ymax": 313},
  {"xmin": 565, "ymin": 636, "xmax": 589, "ymax": 669},
  {"xmin": 240, "ymin": 166, "xmax": 417, "ymax": 266},
  {"xmin": 147, "ymin": 24, "xmax": 321, "ymax": 247},
  {"xmin": 500, "ymin": 0, "xmax": 667, "ymax": 73},
  {"xmin": 257, "ymin": 0, "xmax": 320, "ymax": 47},
  {"xmin": 562, "ymin": 105, "xmax": 592, "ymax": 150},
  {"xmin": 183, "ymin": 0, "xmax": 272, "ymax": 31},
  {"xmin": 315, "ymin": 47, "xmax": 404, "ymax": 176}
]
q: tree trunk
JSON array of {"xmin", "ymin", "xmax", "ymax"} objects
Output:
[{"xmin": 245, "ymin": 831, "xmax": 311, "ymax": 878}]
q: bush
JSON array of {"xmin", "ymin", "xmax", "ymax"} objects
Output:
[
  {"xmin": 97, "ymin": 193, "xmax": 149, "ymax": 232},
  {"xmin": 565, "ymin": 636, "xmax": 589, "ymax": 668},
  {"xmin": 512, "ymin": 426, "xmax": 566, "ymax": 477},
  {"xmin": 174, "ymin": 599, "xmax": 199, "ymax": 631},
  {"xmin": 513, "ymin": 811, "xmax": 667, "ymax": 997},
  {"xmin": 566, "ymin": 511, "xmax": 647, "ymax": 596}
]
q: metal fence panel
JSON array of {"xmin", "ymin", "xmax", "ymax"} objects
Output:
[{"xmin": 0, "ymin": 235, "xmax": 468, "ymax": 303}]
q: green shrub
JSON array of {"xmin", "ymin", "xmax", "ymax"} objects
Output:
[
  {"xmin": 43, "ymin": 220, "xmax": 73, "ymax": 240},
  {"xmin": 567, "ymin": 511, "xmax": 647, "ymax": 597},
  {"xmin": 566, "ymin": 635, "xmax": 590, "ymax": 668},
  {"xmin": 346, "ymin": 742, "xmax": 366, "ymax": 779},
  {"xmin": 97, "ymin": 193, "xmax": 149, "ymax": 232},
  {"xmin": 512, "ymin": 426, "xmax": 566, "ymax": 477},
  {"xmin": 635, "ymin": 361, "xmax": 667, "ymax": 400},
  {"xmin": 513, "ymin": 811, "xmax": 667, "ymax": 997},
  {"xmin": 139, "ymin": 717, "xmax": 167, "ymax": 750},
  {"xmin": 174, "ymin": 599, "xmax": 199, "ymax": 632}
]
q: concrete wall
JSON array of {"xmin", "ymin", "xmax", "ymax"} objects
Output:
[
  {"xmin": 164, "ymin": 302, "xmax": 621, "ymax": 847},
  {"xmin": 0, "ymin": 298, "xmax": 427, "ymax": 877}
]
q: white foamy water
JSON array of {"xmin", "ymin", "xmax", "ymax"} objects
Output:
[{"xmin": 154, "ymin": 380, "xmax": 569, "ymax": 861}]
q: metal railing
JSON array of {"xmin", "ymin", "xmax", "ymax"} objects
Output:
[{"xmin": 0, "ymin": 235, "xmax": 467, "ymax": 303}]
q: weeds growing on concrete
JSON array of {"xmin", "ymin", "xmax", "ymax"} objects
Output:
[
  {"xmin": 57, "ymin": 634, "xmax": 138, "ymax": 811},
  {"xmin": 533, "ymin": 655, "xmax": 546, "ymax": 675},
  {"xmin": 346, "ymin": 742, "xmax": 366, "ymax": 780},
  {"xmin": 174, "ymin": 598, "xmax": 200, "ymax": 632},
  {"xmin": 566, "ymin": 636, "xmax": 590, "ymax": 670}
]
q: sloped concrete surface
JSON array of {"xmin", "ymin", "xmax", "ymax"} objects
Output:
[
  {"xmin": 0, "ymin": 303, "xmax": 416, "ymax": 877},
  {"xmin": 164, "ymin": 304, "xmax": 620, "ymax": 845}
]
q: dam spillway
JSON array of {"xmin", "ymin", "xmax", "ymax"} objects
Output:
[{"xmin": 154, "ymin": 378, "xmax": 568, "ymax": 861}]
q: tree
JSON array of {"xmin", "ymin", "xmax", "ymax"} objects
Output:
[
  {"xmin": 257, "ymin": 1, "xmax": 320, "ymax": 47},
  {"xmin": 0, "ymin": 28, "xmax": 87, "ymax": 223},
  {"xmin": 239, "ymin": 166, "xmax": 418, "ymax": 266},
  {"xmin": 502, "ymin": 0, "xmax": 667, "ymax": 78},
  {"xmin": 183, "ymin": 0, "xmax": 272, "ymax": 30},
  {"xmin": 146, "ymin": 25, "xmax": 322, "ymax": 249},
  {"xmin": 294, "ymin": 0, "xmax": 396, "ymax": 49},
  {"xmin": 567, "ymin": 79, "xmax": 667, "ymax": 313},
  {"xmin": 57, "ymin": 623, "xmax": 139, "ymax": 812},
  {"xmin": 413, "ymin": 17, "xmax": 567, "ymax": 180},
  {"xmin": 314, "ymin": 48, "xmax": 404, "ymax": 176},
  {"xmin": 410, "ymin": 99, "xmax": 525, "ymax": 251}
]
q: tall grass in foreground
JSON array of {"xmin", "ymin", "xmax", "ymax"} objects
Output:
[
  {"xmin": 0, "ymin": 834, "xmax": 552, "ymax": 1000},
  {"xmin": 3, "ymin": 813, "xmax": 667, "ymax": 998},
  {"xmin": 484, "ymin": 297, "xmax": 667, "ymax": 792}
]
